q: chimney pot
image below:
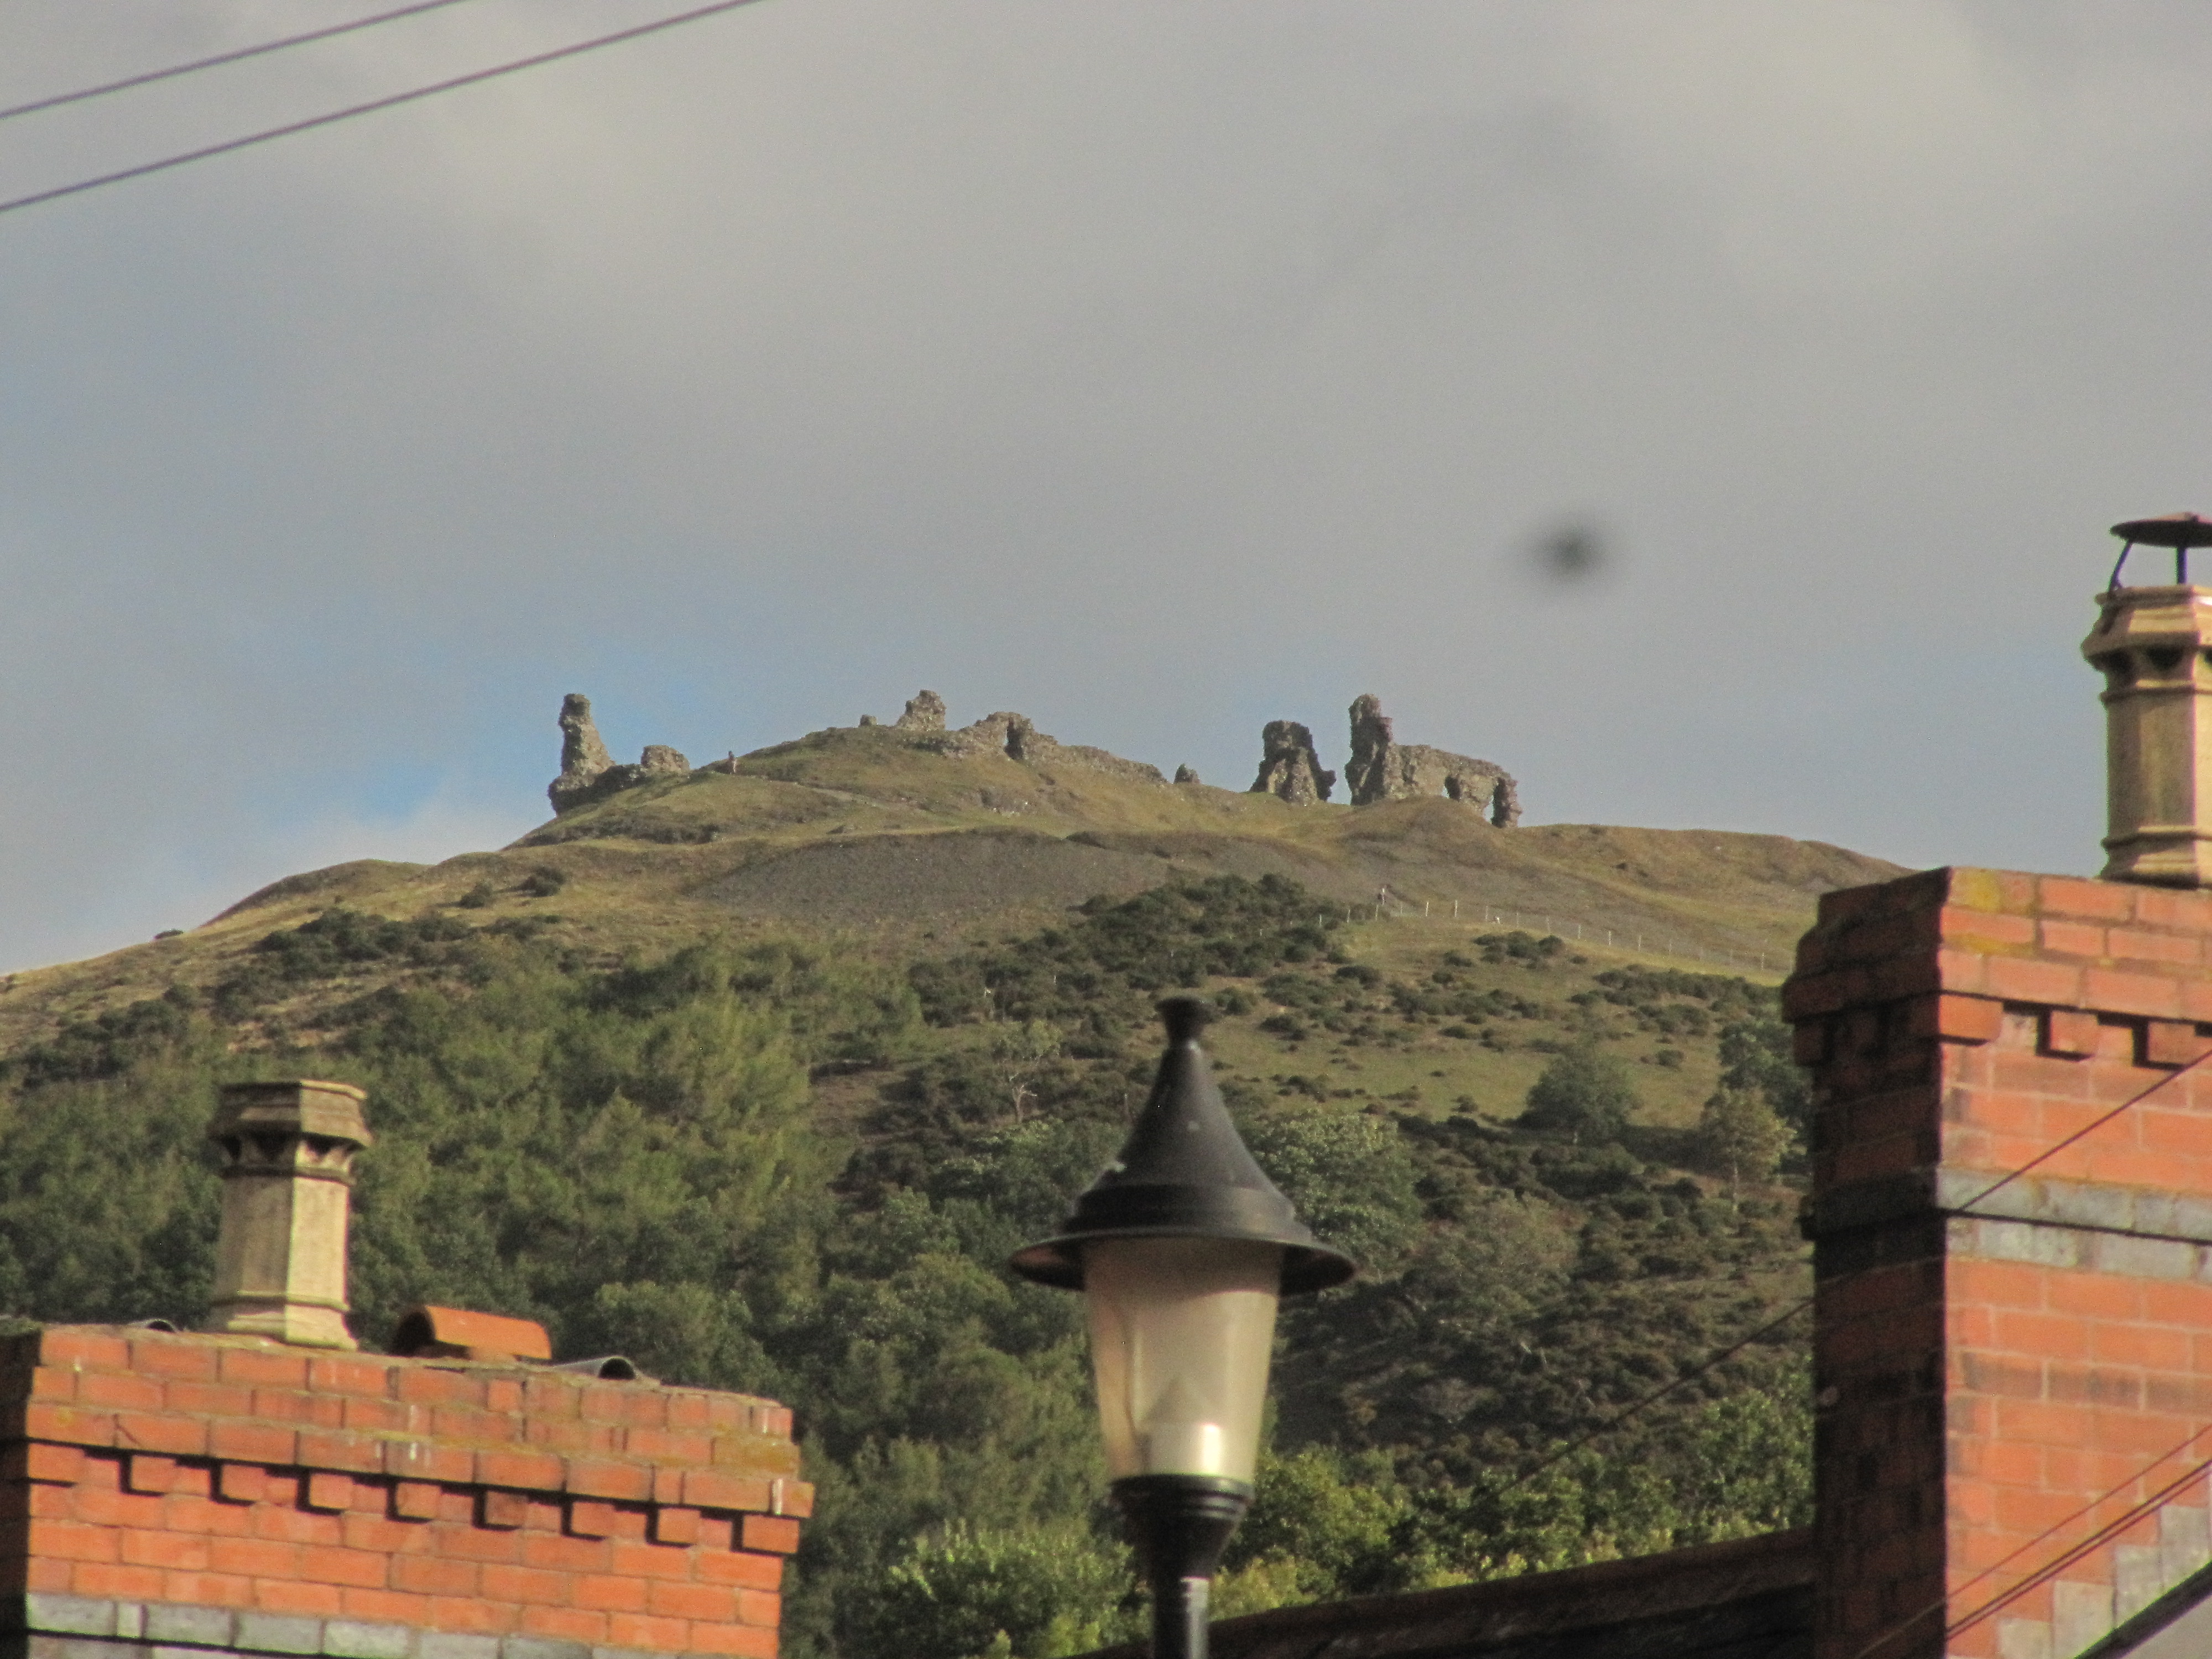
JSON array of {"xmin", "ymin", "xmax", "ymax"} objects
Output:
[
  {"xmin": 389, "ymin": 1305, "xmax": 552, "ymax": 1363},
  {"xmin": 2085, "ymin": 514, "xmax": 2212, "ymax": 887},
  {"xmin": 202, "ymin": 1079, "xmax": 370, "ymax": 1350}
]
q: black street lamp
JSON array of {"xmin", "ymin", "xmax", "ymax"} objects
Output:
[{"xmin": 1011, "ymin": 997, "xmax": 1357, "ymax": 1659}]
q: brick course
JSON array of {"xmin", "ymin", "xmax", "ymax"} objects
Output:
[
  {"xmin": 0, "ymin": 1327, "xmax": 808, "ymax": 1658},
  {"xmin": 1790, "ymin": 868, "xmax": 2212, "ymax": 1659}
]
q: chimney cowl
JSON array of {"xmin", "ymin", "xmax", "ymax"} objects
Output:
[
  {"xmin": 2086, "ymin": 514, "xmax": 2212, "ymax": 887},
  {"xmin": 208, "ymin": 1079, "xmax": 372, "ymax": 1155},
  {"xmin": 2108, "ymin": 512, "xmax": 2212, "ymax": 589}
]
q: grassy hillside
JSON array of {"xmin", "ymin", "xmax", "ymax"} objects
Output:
[
  {"xmin": 0, "ymin": 717, "xmax": 1902, "ymax": 1659},
  {"xmin": 0, "ymin": 722, "xmax": 1895, "ymax": 1052}
]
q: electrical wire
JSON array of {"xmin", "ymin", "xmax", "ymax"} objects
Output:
[
  {"xmin": 0, "ymin": 0, "xmax": 481, "ymax": 124},
  {"xmin": 1493, "ymin": 1035, "xmax": 2212, "ymax": 1501},
  {"xmin": 0, "ymin": 0, "xmax": 771, "ymax": 220},
  {"xmin": 1953, "ymin": 1037, "xmax": 2212, "ymax": 1215},
  {"xmin": 1490, "ymin": 1295, "xmax": 1814, "ymax": 1500},
  {"xmin": 1844, "ymin": 1430, "xmax": 2212, "ymax": 1659}
]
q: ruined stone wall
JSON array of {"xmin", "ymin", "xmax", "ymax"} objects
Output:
[
  {"xmin": 547, "ymin": 697, "xmax": 615, "ymax": 815},
  {"xmin": 1344, "ymin": 695, "xmax": 1520, "ymax": 827},
  {"xmin": 547, "ymin": 699, "xmax": 691, "ymax": 816},
  {"xmin": 892, "ymin": 692, "xmax": 946, "ymax": 733},
  {"xmin": 912, "ymin": 709, "xmax": 1167, "ymax": 785},
  {"xmin": 1249, "ymin": 722, "xmax": 1334, "ymax": 805}
]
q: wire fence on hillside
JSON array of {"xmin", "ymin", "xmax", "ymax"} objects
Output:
[{"xmin": 1323, "ymin": 890, "xmax": 1784, "ymax": 978}]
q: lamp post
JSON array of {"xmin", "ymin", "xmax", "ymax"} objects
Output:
[{"xmin": 1010, "ymin": 997, "xmax": 1356, "ymax": 1659}]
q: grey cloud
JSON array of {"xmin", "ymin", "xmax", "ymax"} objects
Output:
[{"xmin": 4, "ymin": 0, "xmax": 2209, "ymax": 968}]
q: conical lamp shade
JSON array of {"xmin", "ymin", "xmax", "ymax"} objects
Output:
[{"xmin": 1009, "ymin": 997, "xmax": 1357, "ymax": 1296}]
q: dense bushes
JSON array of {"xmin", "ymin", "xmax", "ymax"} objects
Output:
[
  {"xmin": 910, "ymin": 876, "xmax": 1337, "ymax": 1039},
  {"xmin": 0, "ymin": 879, "xmax": 1812, "ymax": 1659}
]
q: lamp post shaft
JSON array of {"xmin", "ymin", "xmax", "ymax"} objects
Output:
[
  {"xmin": 1150, "ymin": 1573, "xmax": 1212, "ymax": 1659},
  {"xmin": 1114, "ymin": 1475, "xmax": 1250, "ymax": 1659}
]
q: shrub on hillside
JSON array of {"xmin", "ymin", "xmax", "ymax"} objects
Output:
[
  {"xmin": 1520, "ymin": 1041, "xmax": 1640, "ymax": 1142},
  {"xmin": 909, "ymin": 876, "xmax": 1337, "ymax": 1032},
  {"xmin": 862, "ymin": 1523, "xmax": 1135, "ymax": 1659}
]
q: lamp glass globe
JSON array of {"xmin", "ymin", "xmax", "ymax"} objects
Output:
[{"xmin": 1083, "ymin": 1235, "xmax": 1283, "ymax": 1483}]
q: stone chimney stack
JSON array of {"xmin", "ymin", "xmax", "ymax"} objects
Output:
[
  {"xmin": 2084, "ymin": 513, "xmax": 2212, "ymax": 887},
  {"xmin": 200, "ymin": 1079, "xmax": 371, "ymax": 1349}
]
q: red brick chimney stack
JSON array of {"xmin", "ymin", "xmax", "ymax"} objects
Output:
[
  {"xmin": 1788, "ymin": 520, "xmax": 2212, "ymax": 1659},
  {"xmin": 0, "ymin": 1081, "xmax": 808, "ymax": 1657},
  {"xmin": 1791, "ymin": 881, "xmax": 2212, "ymax": 1659}
]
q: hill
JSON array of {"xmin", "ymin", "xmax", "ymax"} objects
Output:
[
  {"xmin": 0, "ymin": 718, "xmax": 1895, "ymax": 1053},
  {"xmin": 0, "ymin": 707, "xmax": 1903, "ymax": 1659}
]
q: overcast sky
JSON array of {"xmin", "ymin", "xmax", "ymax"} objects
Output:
[{"xmin": 5, "ymin": 1, "xmax": 2209, "ymax": 973}]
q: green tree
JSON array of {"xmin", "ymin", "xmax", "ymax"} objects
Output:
[
  {"xmin": 1695, "ymin": 1087, "xmax": 1788, "ymax": 1199},
  {"xmin": 1673, "ymin": 1384, "xmax": 1814, "ymax": 1541},
  {"xmin": 1218, "ymin": 1445, "xmax": 1410, "ymax": 1608},
  {"xmin": 1241, "ymin": 1105, "xmax": 1422, "ymax": 1270},
  {"xmin": 989, "ymin": 1020, "xmax": 1062, "ymax": 1124},
  {"xmin": 856, "ymin": 1522, "xmax": 1135, "ymax": 1659},
  {"xmin": 1521, "ymin": 1041, "xmax": 1639, "ymax": 1142},
  {"xmin": 1716, "ymin": 1015, "xmax": 1811, "ymax": 1146}
]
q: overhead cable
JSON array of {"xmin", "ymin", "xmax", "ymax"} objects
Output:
[
  {"xmin": 0, "ymin": 0, "xmax": 770, "ymax": 220},
  {"xmin": 0, "ymin": 0, "xmax": 481, "ymax": 124},
  {"xmin": 1846, "ymin": 1427, "xmax": 2212, "ymax": 1659},
  {"xmin": 1491, "ymin": 1296, "xmax": 1813, "ymax": 1501},
  {"xmin": 1496, "ymin": 1034, "xmax": 2212, "ymax": 1500}
]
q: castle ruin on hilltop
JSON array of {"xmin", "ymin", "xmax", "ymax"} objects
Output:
[
  {"xmin": 547, "ymin": 693, "xmax": 693, "ymax": 814},
  {"xmin": 544, "ymin": 688, "xmax": 1521, "ymax": 825},
  {"xmin": 1345, "ymin": 693, "xmax": 1521, "ymax": 825},
  {"xmin": 1250, "ymin": 721, "xmax": 1335, "ymax": 805},
  {"xmin": 1249, "ymin": 694, "xmax": 1519, "ymax": 825}
]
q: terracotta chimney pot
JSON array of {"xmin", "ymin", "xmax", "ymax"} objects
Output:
[{"xmin": 389, "ymin": 1304, "xmax": 553, "ymax": 1364}]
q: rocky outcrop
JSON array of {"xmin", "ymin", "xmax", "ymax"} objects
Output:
[
  {"xmin": 549, "ymin": 695, "xmax": 616, "ymax": 813},
  {"xmin": 1250, "ymin": 721, "xmax": 1335, "ymax": 805},
  {"xmin": 913, "ymin": 708, "xmax": 1166, "ymax": 784},
  {"xmin": 547, "ymin": 697, "xmax": 693, "ymax": 815},
  {"xmin": 895, "ymin": 690, "xmax": 947, "ymax": 732},
  {"xmin": 1344, "ymin": 694, "xmax": 1520, "ymax": 826},
  {"xmin": 545, "ymin": 689, "xmax": 1198, "ymax": 817}
]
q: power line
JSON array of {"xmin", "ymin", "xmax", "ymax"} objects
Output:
[
  {"xmin": 1846, "ymin": 1428, "xmax": 2212, "ymax": 1659},
  {"xmin": 0, "ymin": 0, "xmax": 771, "ymax": 221},
  {"xmin": 1495, "ymin": 1036, "xmax": 2212, "ymax": 1499},
  {"xmin": 1492, "ymin": 1296, "xmax": 1813, "ymax": 1500},
  {"xmin": 0, "ymin": 0, "xmax": 482, "ymax": 124},
  {"xmin": 1953, "ymin": 1037, "xmax": 2212, "ymax": 1215}
]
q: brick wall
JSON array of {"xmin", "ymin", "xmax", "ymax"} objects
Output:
[
  {"xmin": 1790, "ymin": 868, "xmax": 2212, "ymax": 1659},
  {"xmin": 0, "ymin": 1326, "xmax": 809, "ymax": 1659}
]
